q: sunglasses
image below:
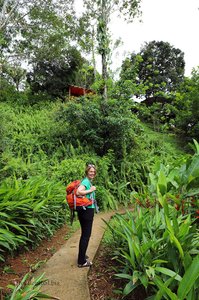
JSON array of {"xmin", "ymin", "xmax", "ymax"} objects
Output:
[{"xmin": 87, "ymin": 164, "xmax": 95, "ymax": 167}]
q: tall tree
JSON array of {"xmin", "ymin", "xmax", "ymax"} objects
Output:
[
  {"xmin": 26, "ymin": 47, "xmax": 94, "ymax": 99},
  {"xmin": 0, "ymin": 0, "xmax": 76, "ymax": 64},
  {"xmin": 0, "ymin": 0, "xmax": 88, "ymax": 98},
  {"xmin": 83, "ymin": 0, "xmax": 142, "ymax": 100},
  {"xmin": 121, "ymin": 41, "xmax": 185, "ymax": 99}
]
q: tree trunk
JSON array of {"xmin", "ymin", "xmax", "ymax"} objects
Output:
[
  {"xmin": 91, "ymin": 26, "xmax": 97, "ymax": 80},
  {"xmin": 102, "ymin": 51, "xmax": 108, "ymax": 100},
  {"xmin": 101, "ymin": 0, "xmax": 108, "ymax": 101}
]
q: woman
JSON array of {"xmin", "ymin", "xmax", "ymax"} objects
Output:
[{"xmin": 76, "ymin": 164, "xmax": 97, "ymax": 268}]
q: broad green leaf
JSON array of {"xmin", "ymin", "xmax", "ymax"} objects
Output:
[
  {"xmin": 3, "ymin": 221, "xmax": 25, "ymax": 232},
  {"xmin": 35, "ymin": 293, "xmax": 60, "ymax": 299},
  {"xmin": 177, "ymin": 255, "xmax": 199, "ymax": 299},
  {"xmin": 157, "ymin": 170, "xmax": 167, "ymax": 196},
  {"xmin": 178, "ymin": 215, "xmax": 191, "ymax": 238},
  {"xmin": 166, "ymin": 216, "xmax": 184, "ymax": 259},
  {"xmin": 140, "ymin": 274, "xmax": 149, "ymax": 288},
  {"xmin": 186, "ymin": 155, "xmax": 199, "ymax": 183},
  {"xmin": 154, "ymin": 276, "xmax": 179, "ymax": 300},
  {"xmin": 167, "ymin": 229, "xmax": 184, "ymax": 259},
  {"xmin": 154, "ymin": 277, "xmax": 175, "ymax": 300},
  {"xmin": 155, "ymin": 267, "xmax": 182, "ymax": 281},
  {"xmin": 193, "ymin": 139, "xmax": 199, "ymax": 154},
  {"xmin": 185, "ymin": 287, "xmax": 195, "ymax": 300},
  {"xmin": 115, "ymin": 273, "xmax": 132, "ymax": 280},
  {"xmin": 152, "ymin": 259, "xmax": 168, "ymax": 264},
  {"xmin": 33, "ymin": 199, "xmax": 46, "ymax": 212},
  {"xmin": 123, "ymin": 280, "xmax": 137, "ymax": 296}
]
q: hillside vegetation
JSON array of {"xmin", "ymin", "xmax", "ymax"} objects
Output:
[
  {"xmin": 1, "ymin": 1, "xmax": 199, "ymax": 297},
  {"xmin": 0, "ymin": 97, "xmax": 194, "ymax": 261},
  {"xmin": 1, "ymin": 95, "xmax": 198, "ymax": 298}
]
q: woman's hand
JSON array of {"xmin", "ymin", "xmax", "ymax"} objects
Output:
[{"xmin": 90, "ymin": 186, "xmax": 96, "ymax": 192}]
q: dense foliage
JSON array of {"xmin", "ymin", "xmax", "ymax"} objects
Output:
[
  {"xmin": 55, "ymin": 96, "xmax": 140, "ymax": 159},
  {"xmin": 134, "ymin": 67, "xmax": 199, "ymax": 142},
  {"xmin": 0, "ymin": 97, "xmax": 189, "ymax": 264},
  {"xmin": 103, "ymin": 141, "xmax": 199, "ymax": 299},
  {"xmin": 120, "ymin": 40, "xmax": 185, "ymax": 98},
  {"xmin": 26, "ymin": 47, "xmax": 92, "ymax": 99},
  {"xmin": 1, "ymin": 1, "xmax": 199, "ymax": 298}
]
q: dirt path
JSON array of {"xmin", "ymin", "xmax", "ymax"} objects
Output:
[{"xmin": 34, "ymin": 210, "xmax": 118, "ymax": 300}]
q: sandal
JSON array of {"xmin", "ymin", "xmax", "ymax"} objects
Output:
[{"xmin": 78, "ymin": 260, "xmax": 92, "ymax": 268}]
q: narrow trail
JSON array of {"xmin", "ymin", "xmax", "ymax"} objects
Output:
[{"xmin": 34, "ymin": 210, "xmax": 120, "ymax": 300}]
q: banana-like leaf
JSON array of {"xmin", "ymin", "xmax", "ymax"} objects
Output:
[
  {"xmin": 155, "ymin": 267, "xmax": 182, "ymax": 281},
  {"xmin": 157, "ymin": 170, "xmax": 167, "ymax": 196},
  {"xmin": 166, "ymin": 216, "xmax": 184, "ymax": 259},
  {"xmin": 154, "ymin": 277, "xmax": 176, "ymax": 300},
  {"xmin": 3, "ymin": 221, "xmax": 25, "ymax": 232},
  {"xmin": 33, "ymin": 199, "xmax": 47, "ymax": 212},
  {"xmin": 178, "ymin": 215, "xmax": 191, "ymax": 239},
  {"xmin": 177, "ymin": 254, "xmax": 199, "ymax": 299},
  {"xmin": 186, "ymin": 155, "xmax": 199, "ymax": 184},
  {"xmin": 154, "ymin": 276, "xmax": 179, "ymax": 300},
  {"xmin": 115, "ymin": 273, "xmax": 132, "ymax": 280},
  {"xmin": 123, "ymin": 280, "xmax": 137, "ymax": 296},
  {"xmin": 193, "ymin": 139, "xmax": 199, "ymax": 155}
]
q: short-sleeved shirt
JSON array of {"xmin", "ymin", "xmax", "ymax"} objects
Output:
[{"xmin": 81, "ymin": 177, "xmax": 95, "ymax": 208}]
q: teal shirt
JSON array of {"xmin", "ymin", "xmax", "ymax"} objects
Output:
[{"xmin": 81, "ymin": 177, "xmax": 95, "ymax": 208}]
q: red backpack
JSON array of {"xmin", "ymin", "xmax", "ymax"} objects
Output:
[{"xmin": 66, "ymin": 180, "xmax": 93, "ymax": 210}]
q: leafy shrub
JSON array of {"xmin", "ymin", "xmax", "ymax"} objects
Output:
[
  {"xmin": 55, "ymin": 96, "xmax": 141, "ymax": 160},
  {"xmin": 5, "ymin": 272, "xmax": 58, "ymax": 299},
  {"xmin": 104, "ymin": 141, "xmax": 199, "ymax": 298},
  {"xmin": 0, "ymin": 176, "xmax": 67, "ymax": 262}
]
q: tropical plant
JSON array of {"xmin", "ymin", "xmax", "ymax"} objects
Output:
[
  {"xmin": 5, "ymin": 272, "xmax": 59, "ymax": 299},
  {"xmin": 173, "ymin": 67, "xmax": 199, "ymax": 141},
  {"xmin": 56, "ymin": 95, "xmax": 140, "ymax": 160},
  {"xmin": 0, "ymin": 176, "xmax": 67, "ymax": 262},
  {"xmin": 106, "ymin": 204, "xmax": 199, "ymax": 298},
  {"xmin": 147, "ymin": 139, "xmax": 199, "ymax": 215},
  {"xmin": 103, "ymin": 140, "xmax": 199, "ymax": 298}
]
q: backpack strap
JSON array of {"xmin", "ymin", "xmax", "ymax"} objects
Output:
[
  {"xmin": 70, "ymin": 209, "xmax": 75, "ymax": 226},
  {"xmin": 89, "ymin": 181, "xmax": 99, "ymax": 213},
  {"xmin": 74, "ymin": 193, "xmax": 77, "ymax": 210}
]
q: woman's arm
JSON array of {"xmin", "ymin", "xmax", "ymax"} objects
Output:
[{"xmin": 76, "ymin": 185, "xmax": 96, "ymax": 196}]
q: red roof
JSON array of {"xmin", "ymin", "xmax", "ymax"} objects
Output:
[{"xmin": 69, "ymin": 85, "xmax": 94, "ymax": 97}]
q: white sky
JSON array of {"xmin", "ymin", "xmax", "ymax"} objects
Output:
[{"xmin": 109, "ymin": 0, "xmax": 199, "ymax": 77}]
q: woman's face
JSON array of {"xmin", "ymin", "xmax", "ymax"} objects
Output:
[{"xmin": 87, "ymin": 167, "xmax": 96, "ymax": 180}]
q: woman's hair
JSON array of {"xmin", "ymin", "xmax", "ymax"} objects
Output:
[{"xmin": 85, "ymin": 164, "xmax": 97, "ymax": 175}]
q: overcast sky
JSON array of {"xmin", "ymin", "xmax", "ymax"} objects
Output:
[{"xmin": 109, "ymin": 0, "xmax": 199, "ymax": 77}]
